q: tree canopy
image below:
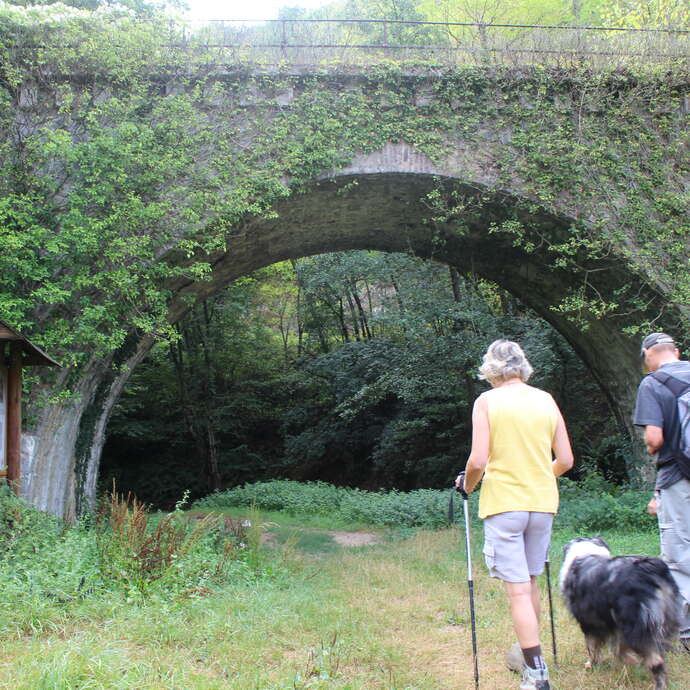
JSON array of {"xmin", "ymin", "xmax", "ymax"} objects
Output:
[{"xmin": 102, "ymin": 251, "xmax": 626, "ymax": 506}]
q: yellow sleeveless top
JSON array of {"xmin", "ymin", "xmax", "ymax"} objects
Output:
[{"xmin": 478, "ymin": 384, "xmax": 559, "ymax": 519}]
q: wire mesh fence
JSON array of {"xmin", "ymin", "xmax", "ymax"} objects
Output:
[
  {"xmin": 163, "ymin": 18, "xmax": 690, "ymax": 69},
  {"xmin": 2, "ymin": 14, "xmax": 688, "ymax": 71}
]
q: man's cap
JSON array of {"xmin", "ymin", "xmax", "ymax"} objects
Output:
[{"xmin": 640, "ymin": 332, "xmax": 675, "ymax": 357}]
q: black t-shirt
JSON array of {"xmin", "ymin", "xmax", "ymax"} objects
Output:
[{"xmin": 633, "ymin": 360, "xmax": 690, "ymax": 489}]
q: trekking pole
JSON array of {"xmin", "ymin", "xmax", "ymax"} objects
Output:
[
  {"xmin": 544, "ymin": 555, "xmax": 558, "ymax": 667},
  {"xmin": 453, "ymin": 483, "xmax": 480, "ymax": 689}
]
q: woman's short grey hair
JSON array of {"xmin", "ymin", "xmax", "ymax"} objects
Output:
[{"xmin": 478, "ymin": 339, "xmax": 533, "ymax": 383}]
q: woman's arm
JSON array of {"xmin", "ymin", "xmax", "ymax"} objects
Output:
[
  {"xmin": 552, "ymin": 406, "xmax": 574, "ymax": 477},
  {"xmin": 464, "ymin": 395, "xmax": 490, "ymax": 493}
]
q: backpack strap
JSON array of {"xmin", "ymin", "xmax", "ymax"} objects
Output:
[{"xmin": 651, "ymin": 370, "xmax": 690, "ymax": 398}]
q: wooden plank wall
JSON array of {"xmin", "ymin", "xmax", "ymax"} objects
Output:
[{"xmin": 0, "ymin": 363, "xmax": 6, "ymax": 477}]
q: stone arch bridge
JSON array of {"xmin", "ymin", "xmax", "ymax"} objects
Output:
[{"xmin": 9, "ymin": 62, "xmax": 689, "ymax": 518}]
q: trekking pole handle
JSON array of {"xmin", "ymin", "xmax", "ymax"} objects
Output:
[{"xmin": 455, "ymin": 472, "xmax": 468, "ymax": 499}]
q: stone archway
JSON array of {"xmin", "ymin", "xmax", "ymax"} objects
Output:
[
  {"xmin": 171, "ymin": 165, "xmax": 651, "ymax": 428},
  {"xmin": 21, "ymin": 144, "xmax": 672, "ymax": 519},
  {"xmin": 5, "ymin": 18, "xmax": 687, "ymax": 518}
]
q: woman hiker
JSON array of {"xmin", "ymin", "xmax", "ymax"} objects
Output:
[{"xmin": 455, "ymin": 339, "xmax": 574, "ymax": 690}]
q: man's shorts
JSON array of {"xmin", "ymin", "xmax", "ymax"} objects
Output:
[{"xmin": 483, "ymin": 511, "xmax": 554, "ymax": 583}]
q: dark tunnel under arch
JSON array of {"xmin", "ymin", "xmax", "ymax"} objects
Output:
[{"xmin": 167, "ymin": 171, "xmax": 664, "ymax": 440}]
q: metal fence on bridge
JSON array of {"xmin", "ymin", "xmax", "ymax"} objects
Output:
[{"xmin": 164, "ymin": 18, "xmax": 689, "ymax": 68}]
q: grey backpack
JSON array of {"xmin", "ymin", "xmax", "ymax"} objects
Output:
[{"xmin": 651, "ymin": 370, "xmax": 690, "ymax": 480}]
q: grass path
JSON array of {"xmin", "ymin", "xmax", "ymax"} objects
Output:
[
  {"xmin": 320, "ymin": 529, "xmax": 690, "ymax": 689},
  {"xmin": 0, "ymin": 525, "xmax": 688, "ymax": 689}
]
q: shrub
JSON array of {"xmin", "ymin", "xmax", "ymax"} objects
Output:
[
  {"xmin": 195, "ymin": 480, "xmax": 452, "ymax": 528},
  {"xmin": 196, "ymin": 476, "xmax": 659, "ymax": 533},
  {"xmin": 0, "ymin": 483, "xmax": 274, "ymax": 634},
  {"xmin": 94, "ymin": 487, "xmax": 265, "ymax": 598},
  {"xmin": 0, "ymin": 486, "xmax": 101, "ymax": 633},
  {"xmin": 557, "ymin": 475, "xmax": 656, "ymax": 532},
  {"xmin": 96, "ymin": 488, "xmax": 220, "ymax": 594}
]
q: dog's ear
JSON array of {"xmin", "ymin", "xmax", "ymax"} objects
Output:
[
  {"xmin": 593, "ymin": 534, "xmax": 610, "ymax": 550},
  {"xmin": 562, "ymin": 537, "xmax": 579, "ymax": 555}
]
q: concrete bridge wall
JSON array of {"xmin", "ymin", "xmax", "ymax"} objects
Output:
[{"xmin": 7, "ymin": 68, "xmax": 686, "ymax": 518}]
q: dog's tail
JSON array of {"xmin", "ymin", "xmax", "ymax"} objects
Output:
[{"xmin": 618, "ymin": 558, "xmax": 682, "ymax": 652}]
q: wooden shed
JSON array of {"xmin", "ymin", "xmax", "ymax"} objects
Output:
[{"xmin": 0, "ymin": 320, "xmax": 60, "ymax": 494}]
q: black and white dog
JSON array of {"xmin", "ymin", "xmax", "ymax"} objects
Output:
[{"xmin": 559, "ymin": 537, "xmax": 681, "ymax": 690}]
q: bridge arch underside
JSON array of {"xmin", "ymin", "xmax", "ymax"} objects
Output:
[{"xmin": 173, "ymin": 172, "xmax": 662, "ymax": 438}]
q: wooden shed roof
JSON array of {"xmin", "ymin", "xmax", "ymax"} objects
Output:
[{"xmin": 0, "ymin": 320, "xmax": 61, "ymax": 367}]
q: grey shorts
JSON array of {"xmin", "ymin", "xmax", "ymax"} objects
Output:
[{"xmin": 483, "ymin": 511, "xmax": 554, "ymax": 583}]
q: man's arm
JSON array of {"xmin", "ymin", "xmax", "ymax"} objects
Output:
[
  {"xmin": 647, "ymin": 493, "xmax": 658, "ymax": 515},
  {"xmin": 644, "ymin": 424, "xmax": 664, "ymax": 455},
  {"xmin": 642, "ymin": 424, "xmax": 664, "ymax": 515},
  {"xmin": 634, "ymin": 377, "xmax": 665, "ymax": 514}
]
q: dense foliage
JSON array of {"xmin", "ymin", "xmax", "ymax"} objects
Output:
[
  {"xmin": 102, "ymin": 250, "xmax": 624, "ymax": 505},
  {"xmin": 195, "ymin": 480, "xmax": 453, "ymax": 529},
  {"xmin": 193, "ymin": 477, "xmax": 656, "ymax": 531},
  {"xmin": 0, "ymin": 484, "xmax": 264, "ymax": 629}
]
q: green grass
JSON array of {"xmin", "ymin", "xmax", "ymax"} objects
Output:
[
  {"xmin": 1, "ymin": 479, "xmax": 685, "ymax": 689},
  {"xmin": 270, "ymin": 525, "xmax": 341, "ymax": 554},
  {"xmin": 551, "ymin": 528, "xmax": 661, "ymax": 561},
  {"xmin": 1, "ymin": 514, "xmax": 686, "ymax": 689},
  {"xmin": 188, "ymin": 505, "xmax": 375, "ymax": 532}
]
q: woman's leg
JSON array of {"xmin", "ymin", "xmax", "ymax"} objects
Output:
[
  {"xmin": 530, "ymin": 575, "xmax": 541, "ymax": 623},
  {"xmin": 505, "ymin": 580, "xmax": 540, "ymax": 648},
  {"xmin": 484, "ymin": 512, "xmax": 549, "ymax": 679},
  {"xmin": 515, "ymin": 511, "xmax": 554, "ymax": 676},
  {"xmin": 521, "ymin": 512, "xmax": 554, "ymax": 639}
]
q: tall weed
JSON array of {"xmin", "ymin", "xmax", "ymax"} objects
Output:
[
  {"xmin": 95, "ymin": 486, "xmax": 263, "ymax": 598},
  {"xmin": 99, "ymin": 489, "xmax": 203, "ymax": 586}
]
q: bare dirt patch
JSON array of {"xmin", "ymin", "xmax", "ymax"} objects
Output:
[
  {"xmin": 326, "ymin": 530, "xmax": 381, "ymax": 547},
  {"xmin": 190, "ymin": 512, "xmax": 383, "ymax": 549},
  {"xmin": 261, "ymin": 531, "xmax": 279, "ymax": 547},
  {"xmin": 261, "ymin": 527, "xmax": 382, "ymax": 548}
]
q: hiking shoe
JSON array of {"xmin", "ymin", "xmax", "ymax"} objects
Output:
[
  {"xmin": 506, "ymin": 642, "xmax": 524, "ymax": 673},
  {"xmin": 519, "ymin": 664, "xmax": 550, "ymax": 690}
]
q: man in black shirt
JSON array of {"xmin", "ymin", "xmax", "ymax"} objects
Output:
[{"xmin": 634, "ymin": 332, "xmax": 690, "ymax": 650}]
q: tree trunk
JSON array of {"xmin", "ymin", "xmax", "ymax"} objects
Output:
[
  {"xmin": 351, "ymin": 283, "xmax": 372, "ymax": 339},
  {"xmin": 295, "ymin": 275, "xmax": 304, "ymax": 356},
  {"xmin": 449, "ymin": 265, "xmax": 461, "ymax": 303},
  {"xmin": 338, "ymin": 297, "xmax": 350, "ymax": 343},
  {"xmin": 345, "ymin": 291, "xmax": 361, "ymax": 340},
  {"xmin": 206, "ymin": 425, "xmax": 221, "ymax": 491}
]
